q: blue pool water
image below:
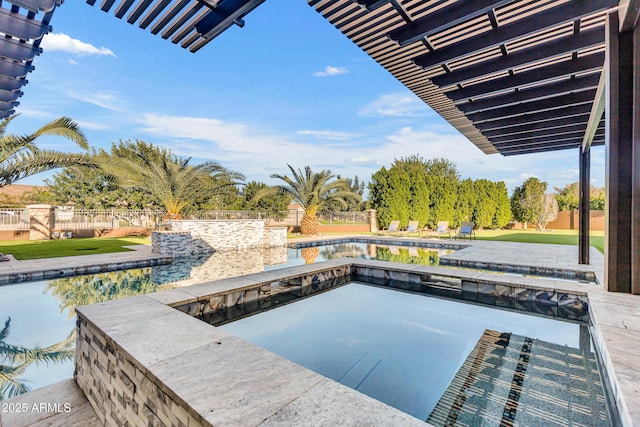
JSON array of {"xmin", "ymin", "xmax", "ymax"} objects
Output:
[
  {"xmin": 217, "ymin": 282, "xmax": 611, "ymax": 425},
  {"xmin": 0, "ymin": 241, "xmax": 597, "ymax": 405}
]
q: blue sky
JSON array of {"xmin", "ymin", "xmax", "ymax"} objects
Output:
[{"xmin": 12, "ymin": 0, "xmax": 604, "ymax": 193}]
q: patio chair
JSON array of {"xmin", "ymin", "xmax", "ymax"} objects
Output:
[
  {"xmin": 379, "ymin": 220, "xmax": 401, "ymax": 235},
  {"xmin": 429, "ymin": 221, "xmax": 451, "ymax": 239},
  {"xmin": 398, "ymin": 220, "xmax": 422, "ymax": 237},
  {"xmin": 455, "ymin": 221, "xmax": 476, "ymax": 240}
]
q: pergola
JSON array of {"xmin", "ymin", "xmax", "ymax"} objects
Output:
[{"xmin": 0, "ymin": 0, "xmax": 637, "ymax": 293}]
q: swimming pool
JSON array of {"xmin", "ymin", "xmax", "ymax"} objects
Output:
[
  {"xmin": 204, "ymin": 281, "xmax": 613, "ymax": 425},
  {"xmin": 0, "ymin": 240, "xmax": 595, "ymax": 401}
]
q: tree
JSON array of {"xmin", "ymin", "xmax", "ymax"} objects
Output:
[
  {"xmin": 98, "ymin": 140, "xmax": 244, "ymax": 217},
  {"xmin": 493, "ymin": 181, "xmax": 512, "ymax": 228},
  {"xmin": 424, "ymin": 158, "xmax": 459, "ymax": 227},
  {"xmin": 512, "ymin": 177, "xmax": 556, "ymax": 230},
  {"xmin": 270, "ymin": 165, "xmax": 361, "ymax": 235},
  {"xmin": 537, "ymin": 193, "xmax": 559, "ymax": 231},
  {"xmin": 328, "ymin": 175, "xmax": 365, "ymax": 211},
  {"xmin": 554, "ymin": 182, "xmax": 606, "ymax": 211},
  {"xmin": 368, "ymin": 157, "xmax": 429, "ymax": 229},
  {"xmin": 0, "ymin": 116, "xmax": 93, "ymax": 187},
  {"xmin": 236, "ymin": 181, "xmax": 291, "ymax": 220},
  {"xmin": 46, "ymin": 166, "xmax": 159, "ymax": 209},
  {"xmin": 453, "ymin": 179, "xmax": 476, "ymax": 228},
  {"xmin": 0, "ymin": 317, "xmax": 75, "ymax": 400},
  {"xmin": 554, "ymin": 182, "xmax": 579, "ymax": 211}
]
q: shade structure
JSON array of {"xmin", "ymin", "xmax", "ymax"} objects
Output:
[
  {"xmin": 0, "ymin": 0, "xmax": 61, "ymax": 119},
  {"xmin": 307, "ymin": 0, "xmax": 615, "ymax": 156},
  {"xmin": 85, "ymin": 0, "xmax": 267, "ymax": 53},
  {"xmin": 80, "ymin": 0, "xmax": 620, "ymax": 156}
]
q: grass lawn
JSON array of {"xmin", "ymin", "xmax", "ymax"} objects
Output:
[
  {"xmin": 474, "ymin": 229, "xmax": 604, "ymax": 253},
  {"xmin": 0, "ymin": 236, "xmax": 150, "ymax": 260}
]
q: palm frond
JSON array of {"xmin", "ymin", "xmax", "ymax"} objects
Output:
[
  {"xmin": 32, "ymin": 117, "xmax": 89, "ymax": 150},
  {"xmin": 0, "ymin": 150, "xmax": 96, "ymax": 187}
]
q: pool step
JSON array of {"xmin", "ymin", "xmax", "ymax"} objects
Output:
[{"xmin": 338, "ymin": 352, "xmax": 383, "ymax": 390}]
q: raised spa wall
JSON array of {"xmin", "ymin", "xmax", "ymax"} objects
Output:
[
  {"xmin": 74, "ymin": 259, "xmax": 599, "ymax": 426},
  {"xmin": 151, "ymin": 220, "xmax": 287, "ymax": 256}
]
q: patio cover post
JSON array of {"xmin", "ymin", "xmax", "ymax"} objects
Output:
[
  {"xmin": 579, "ymin": 148, "xmax": 590, "ymax": 265},
  {"xmin": 605, "ymin": 11, "xmax": 634, "ymax": 293},
  {"xmin": 632, "ymin": 20, "xmax": 640, "ymax": 294}
]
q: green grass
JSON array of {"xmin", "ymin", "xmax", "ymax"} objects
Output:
[
  {"xmin": 0, "ymin": 236, "xmax": 150, "ymax": 260},
  {"xmin": 473, "ymin": 229, "xmax": 604, "ymax": 253}
]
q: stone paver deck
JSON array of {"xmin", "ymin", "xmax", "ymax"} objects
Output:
[
  {"xmin": 0, "ymin": 378, "xmax": 100, "ymax": 427},
  {"xmin": 2, "ymin": 237, "xmax": 639, "ymax": 426}
]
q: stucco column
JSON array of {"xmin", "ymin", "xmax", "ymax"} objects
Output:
[
  {"xmin": 367, "ymin": 209, "xmax": 378, "ymax": 232},
  {"xmin": 27, "ymin": 204, "xmax": 55, "ymax": 240}
]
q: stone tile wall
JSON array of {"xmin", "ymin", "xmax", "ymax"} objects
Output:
[
  {"xmin": 173, "ymin": 265, "xmax": 353, "ymax": 318},
  {"xmin": 75, "ymin": 317, "xmax": 202, "ymax": 426},
  {"xmin": 152, "ymin": 221, "xmax": 287, "ymax": 256},
  {"xmin": 352, "ymin": 265, "xmax": 589, "ymax": 322}
]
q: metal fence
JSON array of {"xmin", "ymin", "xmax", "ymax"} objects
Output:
[
  {"xmin": 43, "ymin": 208, "xmax": 369, "ymax": 230},
  {"xmin": 268, "ymin": 210, "xmax": 369, "ymax": 227},
  {"xmin": 54, "ymin": 209, "xmax": 165, "ymax": 229},
  {"xmin": 317, "ymin": 211, "xmax": 368, "ymax": 226},
  {"xmin": 0, "ymin": 207, "xmax": 28, "ymax": 229},
  {"xmin": 182, "ymin": 210, "xmax": 268, "ymax": 220}
]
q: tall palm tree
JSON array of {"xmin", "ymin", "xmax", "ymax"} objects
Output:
[
  {"xmin": 99, "ymin": 140, "xmax": 244, "ymax": 218},
  {"xmin": 0, "ymin": 317, "xmax": 75, "ymax": 400},
  {"xmin": 0, "ymin": 115, "xmax": 92, "ymax": 187},
  {"xmin": 271, "ymin": 165, "xmax": 361, "ymax": 235}
]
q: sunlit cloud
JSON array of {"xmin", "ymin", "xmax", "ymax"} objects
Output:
[
  {"xmin": 64, "ymin": 90, "xmax": 126, "ymax": 111},
  {"xmin": 297, "ymin": 130, "xmax": 359, "ymax": 140},
  {"xmin": 41, "ymin": 33, "xmax": 116, "ymax": 57},
  {"xmin": 312, "ymin": 66, "xmax": 348, "ymax": 77},
  {"xmin": 359, "ymin": 93, "xmax": 433, "ymax": 117}
]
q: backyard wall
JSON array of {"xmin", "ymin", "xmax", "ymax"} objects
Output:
[
  {"xmin": 152, "ymin": 220, "xmax": 287, "ymax": 256},
  {"xmin": 547, "ymin": 210, "xmax": 605, "ymax": 231}
]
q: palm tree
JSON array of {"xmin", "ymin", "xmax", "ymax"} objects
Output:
[
  {"xmin": 98, "ymin": 140, "xmax": 244, "ymax": 218},
  {"xmin": 271, "ymin": 165, "xmax": 361, "ymax": 235},
  {"xmin": 0, "ymin": 317, "xmax": 75, "ymax": 400},
  {"xmin": 0, "ymin": 115, "xmax": 92, "ymax": 187}
]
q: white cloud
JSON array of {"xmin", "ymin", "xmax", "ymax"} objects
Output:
[
  {"xmin": 64, "ymin": 90, "xmax": 125, "ymax": 111},
  {"xmin": 132, "ymin": 113, "xmax": 593, "ymax": 194},
  {"xmin": 297, "ymin": 130, "xmax": 359, "ymax": 140},
  {"xmin": 41, "ymin": 33, "xmax": 116, "ymax": 57},
  {"xmin": 359, "ymin": 93, "xmax": 432, "ymax": 117},
  {"xmin": 75, "ymin": 120, "xmax": 112, "ymax": 131},
  {"xmin": 312, "ymin": 66, "xmax": 348, "ymax": 77}
]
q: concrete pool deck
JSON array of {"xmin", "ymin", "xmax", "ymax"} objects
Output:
[{"xmin": 0, "ymin": 237, "xmax": 638, "ymax": 426}]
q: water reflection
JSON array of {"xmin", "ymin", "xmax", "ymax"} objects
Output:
[
  {"xmin": 46, "ymin": 269, "xmax": 177, "ymax": 317},
  {"xmin": 0, "ymin": 317, "xmax": 74, "ymax": 400}
]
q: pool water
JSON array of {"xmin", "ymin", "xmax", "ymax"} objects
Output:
[
  {"xmin": 0, "ymin": 241, "xmax": 593, "ymax": 403},
  {"xmin": 216, "ymin": 283, "xmax": 611, "ymax": 425},
  {"xmin": 0, "ymin": 268, "xmax": 175, "ymax": 399}
]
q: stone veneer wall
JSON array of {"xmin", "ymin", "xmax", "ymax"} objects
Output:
[
  {"xmin": 76, "ymin": 314, "xmax": 203, "ymax": 426},
  {"xmin": 152, "ymin": 220, "xmax": 287, "ymax": 256}
]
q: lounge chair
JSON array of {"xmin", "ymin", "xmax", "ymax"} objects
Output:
[
  {"xmin": 379, "ymin": 220, "xmax": 400, "ymax": 235},
  {"xmin": 455, "ymin": 221, "xmax": 476, "ymax": 240},
  {"xmin": 398, "ymin": 220, "xmax": 422, "ymax": 237},
  {"xmin": 429, "ymin": 221, "xmax": 451, "ymax": 239}
]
